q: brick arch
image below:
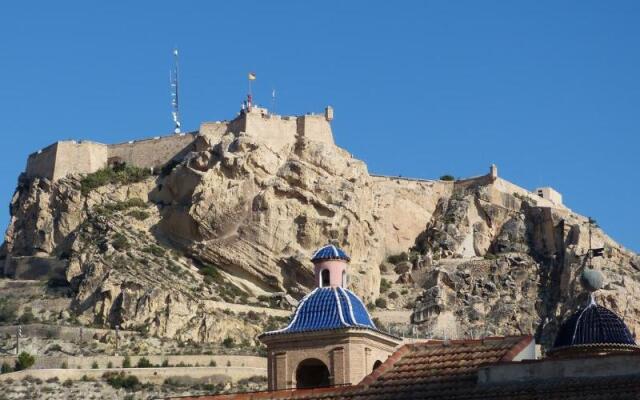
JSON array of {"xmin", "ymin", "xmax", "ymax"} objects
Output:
[{"xmin": 295, "ymin": 358, "xmax": 330, "ymax": 389}]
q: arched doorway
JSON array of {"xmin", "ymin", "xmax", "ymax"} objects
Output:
[
  {"xmin": 372, "ymin": 360, "xmax": 383, "ymax": 372},
  {"xmin": 295, "ymin": 358, "xmax": 330, "ymax": 388}
]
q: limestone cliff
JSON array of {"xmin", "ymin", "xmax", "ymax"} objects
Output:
[{"xmin": 3, "ymin": 120, "xmax": 639, "ymax": 349}]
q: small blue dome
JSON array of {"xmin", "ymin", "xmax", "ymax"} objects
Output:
[
  {"xmin": 553, "ymin": 299, "xmax": 636, "ymax": 350},
  {"xmin": 263, "ymin": 287, "xmax": 376, "ymax": 335},
  {"xmin": 311, "ymin": 244, "xmax": 350, "ymax": 262}
]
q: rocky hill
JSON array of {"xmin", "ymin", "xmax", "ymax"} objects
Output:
[{"xmin": 2, "ymin": 121, "xmax": 639, "ymax": 350}]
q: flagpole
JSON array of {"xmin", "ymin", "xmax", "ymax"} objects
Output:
[
  {"xmin": 271, "ymin": 88, "xmax": 276, "ymax": 114},
  {"xmin": 171, "ymin": 48, "xmax": 181, "ymax": 134}
]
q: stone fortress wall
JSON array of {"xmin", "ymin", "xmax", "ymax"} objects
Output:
[
  {"xmin": 26, "ymin": 141, "xmax": 108, "ymax": 181},
  {"xmin": 24, "ymin": 106, "xmax": 336, "ymax": 181},
  {"xmin": 23, "ymin": 106, "xmax": 564, "ymax": 210},
  {"xmin": 371, "ymin": 164, "xmax": 565, "ymax": 211},
  {"xmin": 107, "ymin": 133, "xmax": 198, "ymax": 170}
]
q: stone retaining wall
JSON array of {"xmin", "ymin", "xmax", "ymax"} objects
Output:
[
  {"xmin": 0, "ymin": 323, "xmax": 140, "ymax": 343},
  {"xmin": 0, "ymin": 354, "xmax": 266, "ymax": 370},
  {"xmin": 0, "ymin": 366, "xmax": 266, "ymax": 384}
]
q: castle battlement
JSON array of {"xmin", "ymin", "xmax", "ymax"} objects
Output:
[{"xmin": 24, "ymin": 106, "xmax": 336, "ymax": 181}]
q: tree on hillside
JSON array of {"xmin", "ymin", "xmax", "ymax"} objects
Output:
[{"xmin": 14, "ymin": 352, "xmax": 35, "ymax": 371}]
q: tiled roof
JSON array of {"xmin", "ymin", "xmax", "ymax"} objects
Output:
[
  {"xmin": 311, "ymin": 245, "xmax": 350, "ymax": 262},
  {"xmin": 552, "ymin": 299, "xmax": 636, "ymax": 350},
  {"xmin": 351, "ymin": 335, "xmax": 533, "ymax": 399},
  {"xmin": 261, "ymin": 287, "xmax": 376, "ymax": 336},
  {"xmin": 171, "ymin": 336, "xmax": 640, "ymax": 400}
]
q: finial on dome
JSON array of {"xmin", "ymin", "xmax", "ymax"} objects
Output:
[{"xmin": 581, "ymin": 267, "xmax": 604, "ymax": 293}]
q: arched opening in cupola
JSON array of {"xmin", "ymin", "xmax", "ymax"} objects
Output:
[
  {"xmin": 321, "ymin": 269, "xmax": 330, "ymax": 287},
  {"xmin": 296, "ymin": 358, "xmax": 330, "ymax": 388}
]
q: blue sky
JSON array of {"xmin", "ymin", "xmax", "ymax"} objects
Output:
[{"xmin": 1, "ymin": 1, "xmax": 639, "ymax": 252}]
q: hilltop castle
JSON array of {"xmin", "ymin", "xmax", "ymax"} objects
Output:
[
  {"xmin": 25, "ymin": 105, "xmax": 335, "ymax": 181},
  {"xmin": 23, "ymin": 103, "xmax": 565, "ymax": 211}
]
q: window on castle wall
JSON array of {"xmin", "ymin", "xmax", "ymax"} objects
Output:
[{"xmin": 321, "ymin": 269, "xmax": 330, "ymax": 287}]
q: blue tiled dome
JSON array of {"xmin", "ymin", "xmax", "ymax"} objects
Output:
[
  {"xmin": 553, "ymin": 298, "xmax": 637, "ymax": 350},
  {"xmin": 263, "ymin": 287, "xmax": 376, "ymax": 335},
  {"xmin": 311, "ymin": 245, "xmax": 350, "ymax": 263}
]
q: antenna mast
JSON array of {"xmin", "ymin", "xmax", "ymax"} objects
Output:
[{"xmin": 170, "ymin": 48, "xmax": 181, "ymax": 134}]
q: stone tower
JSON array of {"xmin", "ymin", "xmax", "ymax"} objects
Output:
[{"xmin": 259, "ymin": 244, "xmax": 401, "ymax": 390}]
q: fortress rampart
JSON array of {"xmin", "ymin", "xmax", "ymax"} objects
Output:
[
  {"xmin": 24, "ymin": 106, "xmax": 335, "ymax": 181},
  {"xmin": 107, "ymin": 133, "xmax": 198, "ymax": 169},
  {"xmin": 26, "ymin": 140, "xmax": 108, "ymax": 181},
  {"xmin": 23, "ymin": 107, "xmax": 565, "ymax": 212},
  {"xmin": 371, "ymin": 165, "xmax": 566, "ymax": 211}
]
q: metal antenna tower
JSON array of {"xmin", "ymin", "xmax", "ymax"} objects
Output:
[{"xmin": 170, "ymin": 48, "xmax": 181, "ymax": 134}]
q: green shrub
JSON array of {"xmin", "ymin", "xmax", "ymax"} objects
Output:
[
  {"xmin": 107, "ymin": 361, "xmax": 113, "ymax": 369},
  {"xmin": 80, "ymin": 165, "xmax": 150, "ymax": 195},
  {"xmin": 379, "ymin": 263, "xmax": 389, "ymax": 273},
  {"xmin": 14, "ymin": 352, "xmax": 35, "ymax": 371},
  {"xmin": 209, "ymin": 360, "xmax": 217, "ymax": 367},
  {"xmin": 142, "ymin": 245, "xmax": 165, "ymax": 257},
  {"xmin": 386, "ymin": 252, "xmax": 407, "ymax": 264},
  {"xmin": 1, "ymin": 362, "xmax": 12, "ymax": 374},
  {"xmin": 246, "ymin": 310, "xmax": 259, "ymax": 321},
  {"xmin": 439, "ymin": 174, "xmax": 455, "ymax": 181},
  {"xmin": 380, "ymin": 278, "xmax": 392, "ymax": 293},
  {"xmin": 122, "ymin": 356, "xmax": 131, "ymax": 368},
  {"xmin": 61, "ymin": 361, "xmax": 68, "ymax": 369},
  {"xmin": 18, "ymin": 310, "xmax": 35, "ymax": 324},
  {"xmin": 199, "ymin": 265, "xmax": 223, "ymax": 284},
  {"xmin": 0, "ymin": 299, "xmax": 18, "ymax": 324},
  {"xmin": 222, "ymin": 337, "xmax": 235, "ymax": 348},
  {"xmin": 103, "ymin": 371, "xmax": 140, "ymax": 390},
  {"xmin": 388, "ymin": 291, "xmax": 399, "ymax": 300},
  {"xmin": 126, "ymin": 210, "xmax": 150, "ymax": 221},
  {"xmin": 161, "ymin": 359, "xmax": 170, "ymax": 368},
  {"xmin": 91, "ymin": 361, "xmax": 99, "ymax": 369},
  {"xmin": 136, "ymin": 357, "xmax": 152, "ymax": 368},
  {"xmin": 375, "ymin": 298, "xmax": 388, "ymax": 309},
  {"xmin": 112, "ymin": 233, "xmax": 130, "ymax": 251},
  {"xmin": 257, "ymin": 346, "xmax": 268, "ymax": 357},
  {"xmin": 62, "ymin": 379, "xmax": 73, "ymax": 387}
]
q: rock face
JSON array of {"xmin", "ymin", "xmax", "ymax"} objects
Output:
[{"xmin": 2, "ymin": 118, "xmax": 639, "ymax": 350}]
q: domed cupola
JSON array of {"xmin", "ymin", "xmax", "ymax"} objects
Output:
[
  {"xmin": 263, "ymin": 245, "xmax": 380, "ymax": 335},
  {"xmin": 263, "ymin": 286, "xmax": 378, "ymax": 335},
  {"xmin": 311, "ymin": 244, "xmax": 351, "ymax": 262},
  {"xmin": 259, "ymin": 244, "xmax": 401, "ymax": 391},
  {"xmin": 550, "ymin": 267, "xmax": 639, "ymax": 357}
]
